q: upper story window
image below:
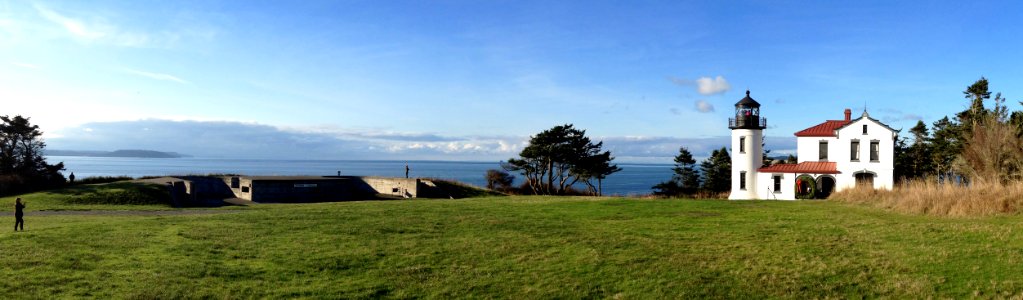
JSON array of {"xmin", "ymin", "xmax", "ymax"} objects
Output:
[
  {"xmin": 863, "ymin": 124, "xmax": 868, "ymax": 134},
  {"xmin": 819, "ymin": 141, "xmax": 829, "ymax": 161},
  {"xmin": 870, "ymin": 140, "xmax": 880, "ymax": 161},
  {"xmin": 851, "ymin": 140, "xmax": 860, "ymax": 161},
  {"xmin": 739, "ymin": 136, "xmax": 746, "ymax": 153}
]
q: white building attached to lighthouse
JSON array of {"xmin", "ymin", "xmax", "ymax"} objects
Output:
[{"xmin": 728, "ymin": 91, "xmax": 897, "ymax": 200}]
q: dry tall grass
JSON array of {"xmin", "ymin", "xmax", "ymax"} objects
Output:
[{"xmin": 830, "ymin": 180, "xmax": 1023, "ymax": 217}]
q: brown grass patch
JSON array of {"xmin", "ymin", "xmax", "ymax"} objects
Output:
[{"xmin": 830, "ymin": 180, "xmax": 1023, "ymax": 217}]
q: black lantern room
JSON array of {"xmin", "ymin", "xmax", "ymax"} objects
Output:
[{"xmin": 728, "ymin": 90, "xmax": 767, "ymax": 129}]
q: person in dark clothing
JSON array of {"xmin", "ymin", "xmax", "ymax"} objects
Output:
[
  {"xmin": 14, "ymin": 198, "xmax": 25, "ymax": 231},
  {"xmin": 68, "ymin": 172, "xmax": 75, "ymax": 184},
  {"xmin": 405, "ymin": 163, "xmax": 410, "ymax": 178}
]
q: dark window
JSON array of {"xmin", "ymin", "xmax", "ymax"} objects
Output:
[
  {"xmin": 241, "ymin": 186, "xmax": 250, "ymax": 193},
  {"xmin": 851, "ymin": 140, "xmax": 860, "ymax": 161},
  {"xmin": 739, "ymin": 136, "xmax": 746, "ymax": 153},
  {"xmin": 870, "ymin": 141, "xmax": 880, "ymax": 161},
  {"xmin": 856, "ymin": 173, "xmax": 874, "ymax": 187},
  {"xmin": 230, "ymin": 177, "xmax": 240, "ymax": 188},
  {"xmin": 863, "ymin": 124, "xmax": 868, "ymax": 134},
  {"xmin": 819, "ymin": 141, "xmax": 828, "ymax": 161},
  {"xmin": 740, "ymin": 171, "xmax": 746, "ymax": 190},
  {"xmin": 773, "ymin": 176, "xmax": 781, "ymax": 192}
]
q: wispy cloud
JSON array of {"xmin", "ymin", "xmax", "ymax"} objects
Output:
[
  {"xmin": 670, "ymin": 75, "xmax": 731, "ymax": 95},
  {"xmin": 34, "ymin": 5, "xmax": 104, "ymax": 39},
  {"xmin": 11, "ymin": 62, "xmax": 38, "ymax": 69},
  {"xmin": 877, "ymin": 108, "xmax": 924, "ymax": 124},
  {"xmin": 46, "ymin": 120, "xmax": 801, "ymax": 163},
  {"xmin": 695, "ymin": 100, "xmax": 715, "ymax": 113},
  {"xmin": 34, "ymin": 4, "xmax": 150, "ymax": 47},
  {"xmin": 122, "ymin": 68, "xmax": 190, "ymax": 84}
]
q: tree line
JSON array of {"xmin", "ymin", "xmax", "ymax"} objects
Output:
[
  {"xmin": 650, "ymin": 146, "xmax": 734, "ymax": 197},
  {"xmin": 0, "ymin": 115, "xmax": 66, "ymax": 195},
  {"xmin": 895, "ymin": 77, "xmax": 1023, "ymax": 184}
]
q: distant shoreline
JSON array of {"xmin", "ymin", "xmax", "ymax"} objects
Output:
[{"xmin": 45, "ymin": 149, "xmax": 187, "ymax": 158}]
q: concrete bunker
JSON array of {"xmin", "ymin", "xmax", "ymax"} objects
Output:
[{"xmin": 224, "ymin": 176, "xmax": 421, "ymax": 203}]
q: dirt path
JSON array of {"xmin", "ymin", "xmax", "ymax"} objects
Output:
[{"xmin": 0, "ymin": 209, "xmax": 247, "ymax": 217}]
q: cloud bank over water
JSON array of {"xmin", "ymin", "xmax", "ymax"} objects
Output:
[{"xmin": 47, "ymin": 120, "xmax": 796, "ymax": 163}]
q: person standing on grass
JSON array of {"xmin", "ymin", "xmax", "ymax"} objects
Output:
[{"xmin": 14, "ymin": 198, "xmax": 25, "ymax": 231}]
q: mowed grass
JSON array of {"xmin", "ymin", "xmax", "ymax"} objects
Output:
[
  {"xmin": 0, "ymin": 182, "xmax": 175, "ymax": 212},
  {"xmin": 1, "ymin": 197, "xmax": 1023, "ymax": 298}
]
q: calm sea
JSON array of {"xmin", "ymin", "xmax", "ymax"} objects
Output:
[{"xmin": 45, "ymin": 156, "xmax": 674, "ymax": 196}]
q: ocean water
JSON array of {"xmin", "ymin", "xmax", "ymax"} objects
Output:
[{"xmin": 46, "ymin": 156, "xmax": 674, "ymax": 196}]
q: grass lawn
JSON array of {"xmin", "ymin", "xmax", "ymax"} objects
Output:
[
  {"xmin": 1, "ymin": 196, "xmax": 1022, "ymax": 298},
  {"xmin": 0, "ymin": 182, "xmax": 177, "ymax": 212}
]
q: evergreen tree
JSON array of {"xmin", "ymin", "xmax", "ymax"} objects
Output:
[
  {"xmin": 0, "ymin": 115, "xmax": 66, "ymax": 195},
  {"xmin": 652, "ymin": 147, "xmax": 700, "ymax": 196},
  {"xmin": 699, "ymin": 147, "xmax": 731, "ymax": 193},
  {"xmin": 573, "ymin": 149, "xmax": 622, "ymax": 196},
  {"xmin": 893, "ymin": 136, "xmax": 911, "ymax": 182},
  {"xmin": 910, "ymin": 120, "xmax": 929, "ymax": 145},
  {"xmin": 504, "ymin": 124, "xmax": 620, "ymax": 195},
  {"xmin": 905, "ymin": 120, "xmax": 934, "ymax": 178},
  {"xmin": 930, "ymin": 116, "xmax": 961, "ymax": 179}
]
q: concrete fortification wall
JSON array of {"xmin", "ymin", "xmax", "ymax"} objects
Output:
[{"xmin": 218, "ymin": 176, "xmax": 422, "ymax": 202}]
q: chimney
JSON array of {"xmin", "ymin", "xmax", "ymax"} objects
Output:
[{"xmin": 844, "ymin": 108, "xmax": 851, "ymax": 121}]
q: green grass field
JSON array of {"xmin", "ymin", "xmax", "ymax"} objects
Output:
[
  {"xmin": 0, "ymin": 182, "xmax": 176, "ymax": 212},
  {"xmin": 1, "ymin": 185, "xmax": 1023, "ymax": 298}
]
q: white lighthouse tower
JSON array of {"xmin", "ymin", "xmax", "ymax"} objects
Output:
[{"xmin": 728, "ymin": 90, "xmax": 766, "ymax": 200}]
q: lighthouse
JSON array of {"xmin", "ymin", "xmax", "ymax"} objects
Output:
[{"xmin": 728, "ymin": 90, "xmax": 766, "ymax": 200}]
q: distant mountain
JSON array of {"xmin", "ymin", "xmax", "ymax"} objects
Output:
[{"xmin": 46, "ymin": 149, "xmax": 188, "ymax": 158}]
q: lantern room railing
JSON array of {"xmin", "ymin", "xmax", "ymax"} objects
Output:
[{"xmin": 728, "ymin": 116, "xmax": 767, "ymax": 129}]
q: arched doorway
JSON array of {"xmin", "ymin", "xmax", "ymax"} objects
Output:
[
  {"xmin": 817, "ymin": 175, "xmax": 836, "ymax": 198},
  {"xmin": 795, "ymin": 174, "xmax": 816, "ymax": 199},
  {"xmin": 854, "ymin": 172, "xmax": 876, "ymax": 188}
]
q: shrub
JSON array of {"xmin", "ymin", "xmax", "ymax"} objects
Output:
[
  {"xmin": 484, "ymin": 169, "xmax": 515, "ymax": 191},
  {"xmin": 64, "ymin": 183, "xmax": 171, "ymax": 205},
  {"xmin": 74, "ymin": 176, "xmax": 134, "ymax": 185}
]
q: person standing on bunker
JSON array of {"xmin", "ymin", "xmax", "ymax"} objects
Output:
[
  {"xmin": 68, "ymin": 172, "xmax": 75, "ymax": 184},
  {"xmin": 14, "ymin": 198, "xmax": 25, "ymax": 231},
  {"xmin": 405, "ymin": 163, "xmax": 410, "ymax": 178}
]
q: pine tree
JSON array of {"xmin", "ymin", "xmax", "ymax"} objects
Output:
[
  {"xmin": 652, "ymin": 147, "xmax": 700, "ymax": 196},
  {"xmin": 699, "ymin": 147, "xmax": 731, "ymax": 193}
]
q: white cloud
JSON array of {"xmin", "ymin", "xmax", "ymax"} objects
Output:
[
  {"xmin": 43, "ymin": 120, "xmax": 809, "ymax": 163},
  {"xmin": 695, "ymin": 100, "xmax": 714, "ymax": 113},
  {"xmin": 695, "ymin": 76, "xmax": 730, "ymax": 95},
  {"xmin": 669, "ymin": 75, "xmax": 731, "ymax": 96},
  {"xmin": 11, "ymin": 62, "xmax": 38, "ymax": 69},
  {"xmin": 34, "ymin": 4, "xmax": 152, "ymax": 47},
  {"xmin": 34, "ymin": 5, "xmax": 104, "ymax": 40},
  {"xmin": 122, "ymin": 68, "xmax": 190, "ymax": 85}
]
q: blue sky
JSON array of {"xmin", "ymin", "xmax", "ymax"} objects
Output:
[{"xmin": 2, "ymin": 1, "xmax": 1022, "ymax": 162}]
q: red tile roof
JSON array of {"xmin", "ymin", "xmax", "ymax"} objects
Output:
[
  {"xmin": 794, "ymin": 120, "xmax": 851, "ymax": 137},
  {"xmin": 758, "ymin": 162, "xmax": 839, "ymax": 174}
]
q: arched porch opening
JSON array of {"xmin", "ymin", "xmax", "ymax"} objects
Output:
[{"xmin": 816, "ymin": 175, "xmax": 836, "ymax": 198}]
